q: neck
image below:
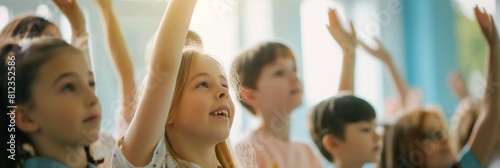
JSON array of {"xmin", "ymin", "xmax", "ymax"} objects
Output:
[
  {"xmin": 31, "ymin": 136, "xmax": 88, "ymax": 168},
  {"xmin": 333, "ymin": 158, "xmax": 364, "ymax": 168},
  {"xmin": 256, "ymin": 108, "xmax": 292, "ymax": 142},
  {"xmin": 167, "ymin": 130, "xmax": 220, "ymax": 168}
]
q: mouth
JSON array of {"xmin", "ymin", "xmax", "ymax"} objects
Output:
[
  {"xmin": 209, "ymin": 105, "xmax": 230, "ymax": 118},
  {"xmin": 83, "ymin": 114, "xmax": 100, "ymax": 123},
  {"xmin": 290, "ymin": 88, "xmax": 301, "ymax": 95}
]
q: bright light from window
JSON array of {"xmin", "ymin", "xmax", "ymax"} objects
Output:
[
  {"xmin": 36, "ymin": 4, "xmax": 52, "ymax": 19},
  {"xmin": 454, "ymin": 0, "xmax": 496, "ymax": 20},
  {"xmin": 301, "ymin": 0, "xmax": 385, "ymax": 120},
  {"xmin": 300, "ymin": 0, "xmax": 346, "ymax": 105},
  {"xmin": 59, "ymin": 15, "xmax": 72, "ymax": 43},
  {"xmin": 0, "ymin": 6, "xmax": 9, "ymax": 30}
]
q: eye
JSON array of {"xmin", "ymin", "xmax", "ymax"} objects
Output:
[
  {"xmin": 362, "ymin": 127, "xmax": 371, "ymax": 133},
  {"xmin": 62, "ymin": 83, "xmax": 76, "ymax": 93},
  {"xmin": 221, "ymin": 83, "xmax": 229, "ymax": 88},
  {"xmin": 196, "ymin": 81, "xmax": 209, "ymax": 88},
  {"xmin": 89, "ymin": 81, "xmax": 96, "ymax": 88},
  {"xmin": 274, "ymin": 70, "xmax": 284, "ymax": 77}
]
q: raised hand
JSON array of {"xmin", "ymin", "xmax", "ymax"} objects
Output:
[
  {"xmin": 326, "ymin": 8, "xmax": 356, "ymax": 53},
  {"xmin": 52, "ymin": 0, "xmax": 85, "ymax": 31},
  {"xmin": 358, "ymin": 38, "xmax": 391, "ymax": 63},
  {"xmin": 475, "ymin": 6, "xmax": 499, "ymax": 47},
  {"xmin": 467, "ymin": 5, "xmax": 500, "ymax": 167}
]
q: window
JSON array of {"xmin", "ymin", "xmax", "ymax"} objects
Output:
[
  {"xmin": 300, "ymin": 0, "xmax": 385, "ymax": 120},
  {"xmin": 0, "ymin": 6, "xmax": 9, "ymax": 29}
]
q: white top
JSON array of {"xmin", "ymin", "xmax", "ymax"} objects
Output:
[
  {"xmin": 93, "ymin": 132, "xmax": 116, "ymax": 168},
  {"xmin": 111, "ymin": 136, "xmax": 202, "ymax": 168},
  {"xmin": 235, "ymin": 129, "xmax": 323, "ymax": 168}
]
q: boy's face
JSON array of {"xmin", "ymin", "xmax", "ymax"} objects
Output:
[
  {"xmin": 253, "ymin": 56, "xmax": 302, "ymax": 113},
  {"xmin": 335, "ymin": 120, "xmax": 380, "ymax": 165}
]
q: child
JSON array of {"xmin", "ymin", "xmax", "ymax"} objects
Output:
[
  {"xmin": 1, "ymin": 37, "xmax": 103, "ymax": 168},
  {"xmin": 0, "ymin": 1, "xmax": 116, "ymax": 167},
  {"xmin": 93, "ymin": 0, "xmax": 205, "ymax": 140},
  {"xmin": 0, "ymin": 0, "xmax": 90, "ymax": 65},
  {"xmin": 307, "ymin": 8, "xmax": 380, "ymax": 168},
  {"xmin": 308, "ymin": 95, "xmax": 380, "ymax": 168},
  {"xmin": 111, "ymin": 0, "xmax": 238, "ymax": 167},
  {"xmin": 381, "ymin": 6, "xmax": 500, "ymax": 168},
  {"xmin": 231, "ymin": 31, "xmax": 321, "ymax": 168}
]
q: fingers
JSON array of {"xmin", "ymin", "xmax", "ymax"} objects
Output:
[
  {"xmin": 328, "ymin": 8, "xmax": 341, "ymax": 29},
  {"xmin": 475, "ymin": 6, "xmax": 490, "ymax": 37},
  {"xmin": 349, "ymin": 20, "xmax": 356, "ymax": 37}
]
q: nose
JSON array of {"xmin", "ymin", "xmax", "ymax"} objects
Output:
[
  {"xmin": 290, "ymin": 73, "xmax": 300, "ymax": 84},
  {"xmin": 373, "ymin": 132, "xmax": 381, "ymax": 142},
  {"xmin": 217, "ymin": 86, "xmax": 229, "ymax": 100},
  {"xmin": 85, "ymin": 86, "xmax": 99, "ymax": 107}
]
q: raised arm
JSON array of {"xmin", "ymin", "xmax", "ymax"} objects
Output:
[
  {"xmin": 358, "ymin": 38, "xmax": 409, "ymax": 107},
  {"xmin": 120, "ymin": 0, "xmax": 197, "ymax": 166},
  {"xmin": 467, "ymin": 6, "xmax": 500, "ymax": 166},
  {"xmin": 326, "ymin": 9, "xmax": 357, "ymax": 92},
  {"xmin": 52, "ymin": 0, "xmax": 91, "ymax": 64},
  {"xmin": 94, "ymin": 0, "xmax": 136, "ymax": 127}
]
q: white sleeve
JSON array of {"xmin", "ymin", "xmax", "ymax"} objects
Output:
[{"xmin": 111, "ymin": 136, "xmax": 167, "ymax": 168}]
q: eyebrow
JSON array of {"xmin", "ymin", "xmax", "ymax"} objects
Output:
[
  {"xmin": 190, "ymin": 73, "xmax": 227, "ymax": 83},
  {"xmin": 53, "ymin": 71, "xmax": 94, "ymax": 86}
]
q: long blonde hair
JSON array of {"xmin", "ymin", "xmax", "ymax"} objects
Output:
[{"xmin": 163, "ymin": 48, "xmax": 238, "ymax": 168}]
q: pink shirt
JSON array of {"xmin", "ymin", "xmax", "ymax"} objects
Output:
[{"xmin": 235, "ymin": 129, "xmax": 323, "ymax": 168}]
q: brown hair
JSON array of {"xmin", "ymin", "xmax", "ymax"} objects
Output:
[
  {"xmin": 159, "ymin": 48, "xmax": 237, "ymax": 168},
  {"xmin": 231, "ymin": 41, "xmax": 296, "ymax": 115},
  {"xmin": 0, "ymin": 14, "xmax": 55, "ymax": 39},
  {"xmin": 0, "ymin": 37, "xmax": 102, "ymax": 167},
  {"xmin": 382, "ymin": 110, "xmax": 458, "ymax": 168}
]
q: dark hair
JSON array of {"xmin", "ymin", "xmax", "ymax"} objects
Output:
[
  {"xmin": 231, "ymin": 41, "xmax": 296, "ymax": 115},
  {"xmin": 308, "ymin": 95, "xmax": 376, "ymax": 162},
  {"xmin": 0, "ymin": 37, "xmax": 102, "ymax": 167},
  {"xmin": 0, "ymin": 15, "xmax": 55, "ymax": 39}
]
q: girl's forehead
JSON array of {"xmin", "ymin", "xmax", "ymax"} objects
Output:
[{"xmin": 189, "ymin": 56, "xmax": 227, "ymax": 78}]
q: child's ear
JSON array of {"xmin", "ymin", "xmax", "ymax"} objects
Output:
[
  {"xmin": 15, "ymin": 106, "xmax": 40, "ymax": 133},
  {"xmin": 322, "ymin": 134, "xmax": 340, "ymax": 155},
  {"xmin": 239, "ymin": 87, "xmax": 257, "ymax": 107}
]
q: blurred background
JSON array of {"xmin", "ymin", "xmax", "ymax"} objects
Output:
[{"xmin": 0, "ymin": 0, "xmax": 497, "ymax": 167}]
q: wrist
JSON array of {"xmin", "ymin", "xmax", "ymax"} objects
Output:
[{"xmin": 97, "ymin": 5, "xmax": 113, "ymax": 12}]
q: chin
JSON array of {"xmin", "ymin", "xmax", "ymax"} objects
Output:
[
  {"xmin": 210, "ymin": 127, "xmax": 231, "ymax": 141},
  {"xmin": 291, "ymin": 98, "xmax": 303, "ymax": 109},
  {"xmin": 81, "ymin": 127, "xmax": 101, "ymax": 143}
]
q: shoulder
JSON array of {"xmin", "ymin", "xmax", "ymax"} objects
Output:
[{"xmin": 292, "ymin": 141, "xmax": 323, "ymax": 167}]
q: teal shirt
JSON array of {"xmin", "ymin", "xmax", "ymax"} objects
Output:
[
  {"xmin": 458, "ymin": 144, "xmax": 482, "ymax": 168},
  {"xmin": 24, "ymin": 157, "xmax": 97, "ymax": 168}
]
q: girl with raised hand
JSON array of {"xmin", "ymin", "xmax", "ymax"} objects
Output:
[
  {"xmin": 112, "ymin": 0, "xmax": 238, "ymax": 167},
  {"xmin": 382, "ymin": 6, "xmax": 500, "ymax": 168}
]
